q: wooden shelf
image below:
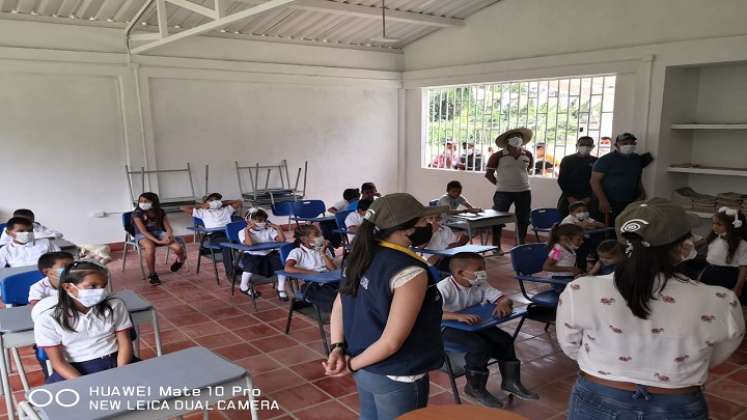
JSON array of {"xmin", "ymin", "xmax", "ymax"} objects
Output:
[
  {"xmin": 668, "ymin": 165, "xmax": 747, "ymax": 177},
  {"xmin": 671, "ymin": 123, "xmax": 747, "ymax": 130}
]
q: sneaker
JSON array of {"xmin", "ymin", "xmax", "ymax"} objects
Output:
[
  {"xmin": 239, "ymin": 288, "xmax": 262, "ymax": 298},
  {"xmin": 169, "ymin": 260, "xmax": 184, "ymax": 272},
  {"xmin": 278, "ymin": 290, "xmax": 289, "ymax": 302},
  {"xmin": 148, "ymin": 273, "xmax": 161, "ymax": 286}
]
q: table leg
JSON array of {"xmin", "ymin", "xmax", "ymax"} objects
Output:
[
  {"xmin": 152, "ymin": 309, "xmax": 163, "ymax": 357},
  {"xmin": 246, "ymin": 375, "xmax": 259, "ymax": 420},
  {"xmin": 10, "ymin": 349, "xmax": 29, "ymax": 394},
  {"xmin": 0, "ymin": 336, "xmax": 16, "ymax": 420}
]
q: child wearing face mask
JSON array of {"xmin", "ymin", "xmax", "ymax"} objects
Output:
[
  {"xmin": 284, "ymin": 224, "xmax": 337, "ymax": 274},
  {"xmin": 698, "ymin": 207, "xmax": 747, "ymax": 303},
  {"xmin": 421, "ymin": 216, "xmax": 469, "ymax": 271},
  {"xmin": 238, "ymin": 209, "xmax": 288, "ymax": 300},
  {"xmin": 437, "ymin": 252, "xmax": 538, "ymax": 407},
  {"xmin": 543, "ymin": 223, "xmax": 585, "ymax": 277},
  {"xmin": 29, "ymin": 251, "xmax": 74, "ymax": 305},
  {"xmin": 180, "ymin": 192, "xmax": 242, "ymax": 230},
  {"xmin": 561, "ymin": 202, "xmax": 605, "ymax": 230},
  {"xmin": 589, "ymin": 240, "xmax": 624, "ymax": 276},
  {"xmin": 0, "ymin": 208, "xmax": 62, "ymax": 246},
  {"xmin": 0, "ymin": 217, "xmax": 60, "ymax": 268},
  {"xmin": 33, "ymin": 261, "xmax": 137, "ymax": 383}
]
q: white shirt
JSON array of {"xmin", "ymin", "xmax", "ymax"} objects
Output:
[
  {"xmin": 34, "ymin": 297, "xmax": 133, "ymax": 363},
  {"xmin": 28, "ymin": 277, "xmax": 58, "ymax": 303},
  {"xmin": 437, "ymin": 276, "xmax": 503, "ymax": 312},
  {"xmin": 548, "ymin": 244, "xmax": 576, "ymax": 268},
  {"xmin": 0, "ymin": 239, "xmax": 59, "ymax": 267},
  {"xmin": 0, "ymin": 223, "xmax": 62, "ymax": 246},
  {"xmin": 561, "ymin": 214, "xmax": 601, "ymax": 226},
  {"xmin": 287, "ymin": 245, "xmax": 333, "ymax": 272},
  {"xmin": 331, "ymin": 200, "xmax": 351, "ymax": 212},
  {"xmin": 707, "ymin": 237, "xmax": 747, "ymax": 267},
  {"xmin": 557, "ymin": 274, "xmax": 745, "ymax": 388},
  {"xmin": 238, "ymin": 227, "xmax": 280, "ymax": 256},
  {"xmin": 345, "ymin": 212, "xmax": 364, "ymax": 242},
  {"xmin": 492, "ymin": 150, "xmax": 531, "ymax": 192},
  {"xmin": 192, "ymin": 206, "xmax": 235, "ymax": 229},
  {"xmin": 425, "ymin": 225, "xmax": 458, "ymax": 252},
  {"xmin": 437, "ymin": 194, "xmax": 469, "ymax": 211}
]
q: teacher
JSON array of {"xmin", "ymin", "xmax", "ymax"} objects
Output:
[
  {"xmin": 323, "ymin": 193, "xmax": 447, "ymax": 420},
  {"xmin": 557, "ymin": 198, "xmax": 745, "ymax": 420},
  {"xmin": 485, "ymin": 128, "xmax": 534, "ymax": 247}
]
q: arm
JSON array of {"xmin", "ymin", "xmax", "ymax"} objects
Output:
[
  {"xmin": 526, "ymin": 151, "xmax": 534, "ymax": 174},
  {"xmin": 132, "ymin": 217, "xmax": 162, "ymax": 244},
  {"xmin": 116, "ymin": 330, "xmax": 134, "ymax": 367},
  {"xmin": 179, "ymin": 203, "xmax": 205, "ymax": 216},
  {"xmin": 637, "ymin": 180, "xmax": 647, "ymax": 201},
  {"xmin": 555, "ymin": 286, "xmax": 584, "ymax": 360},
  {"xmin": 543, "ymin": 257, "xmax": 582, "ymax": 275},
  {"xmin": 590, "ymin": 171, "xmax": 610, "ymax": 213},
  {"xmin": 589, "ymin": 261, "xmax": 602, "ymax": 275},
  {"xmin": 161, "ymin": 215, "xmax": 175, "ymax": 240},
  {"xmin": 241, "ymin": 227, "xmax": 255, "ymax": 246},
  {"xmin": 271, "ymin": 224, "xmax": 286, "ymax": 242},
  {"xmin": 734, "ymin": 266, "xmax": 746, "ymax": 297},
  {"xmin": 347, "ymin": 225, "xmax": 360, "ymax": 234},
  {"xmin": 442, "ymin": 311, "xmax": 480, "ymax": 324},
  {"xmin": 484, "ymin": 154, "xmax": 498, "ymax": 185},
  {"xmin": 323, "ymin": 247, "xmax": 337, "ymax": 271},
  {"xmin": 349, "ymin": 273, "xmax": 427, "ymax": 371},
  {"xmin": 45, "ymin": 347, "xmax": 81, "ymax": 380},
  {"xmin": 557, "ymin": 158, "xmax": 572, "ymax": 196},
  {"xmin": 284, "ymin": 258, "xmax": 317, "ymax": 274},
  {"xmin": 323, "ymin": 295, "xmax": 349, "ymax": 376},
  {"xmin": 224, "ymin": 200, "xmax": 243, "ymax": 209}
]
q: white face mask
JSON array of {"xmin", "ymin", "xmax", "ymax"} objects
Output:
[
  {"xmin": 618, "ymin": 144, "xmax": 636, "ymax": 155},
  {"xmin": 14, "ymin": 231, "xmax": 34, "ymax": 244},
  {"xmin": 312, "ymin": 236, "xmax": 324, "ymax": 249},
  {"xmin": 254, "ymin": 222, "xmax": 267, "ymax": 229},
  {"xmin": 507, "ymin": 137, "xmax": 523, "ymax": 148},
  {"xmin": 575, "ymin": 212, "xmax": 590, "ymax": 221},
  {"xmin": 72, "ymin": 286, "xmax": 109, "ymax": 308},
  {"xmin": 139, "ymin": 202, "xmax": 153, "ymax": 211},
  {"xmin": 468, "ymin": 270, "xmax": 488, "ymax": 286},
  {"xmin": 577, "ymin": 146, "xmax": 593, "ymax": 156},
  {"xmin": 208, "ymin": 200, "xmax": 222, "ymax": 210}
]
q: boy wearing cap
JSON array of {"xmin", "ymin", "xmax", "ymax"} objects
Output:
[
  {"xmin": 485, "ymin": 128, "xmax": 534, "ymax": 247},
  {"xmin": 180, "ymin": 193, "xmax": 242, "ymax": 229}
]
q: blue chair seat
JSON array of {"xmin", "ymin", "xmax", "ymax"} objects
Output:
[{"xmin": 530, "ymin": 290, "xmax": 561, "ymax": 307}]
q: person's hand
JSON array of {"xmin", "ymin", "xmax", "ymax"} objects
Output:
[
  {"xmin": 493, "ymin": 298, "xmax": 513, "ymax": 318},
  {"xmin": 323, "ymin": 240, "xmax": 330, "ymax": 250},
  {"xmin": 455, "ymin": 314, "xmax": 481, "ymax": 325},
  {"xmin": 322, "ymin": 349, "xmax": 351, "ymax": 378},
  {"xmin": 201, "ymin": 202, "xmax": 211, "ymax": 209},
  {"xmin": 457, "ymin": 234, "xmax": 469, "ymax": 246},
  {"xmin": 246, "ymin": 220, "xmax": 257, "ymax": 230},
  {"xmin": 159, "ymin": 234, "xmax": 172, "ymax": 245},
  {"xmin": 599, "ymin": 200, "xmax": 611, "ymax": 214}
]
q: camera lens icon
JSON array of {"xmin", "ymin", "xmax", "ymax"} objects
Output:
[{"xmin": 28, "ymin": 388, "xmax": 80, "ymax": 408}]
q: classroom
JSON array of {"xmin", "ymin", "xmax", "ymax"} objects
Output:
[{"xmin": 1, "ymin": 0, "xmax": 746, "ymax": 419}]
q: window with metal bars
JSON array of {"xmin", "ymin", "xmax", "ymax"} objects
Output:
[{"xmin": 423, "ymin": 75, "xmax": 617, "ymax": 177}]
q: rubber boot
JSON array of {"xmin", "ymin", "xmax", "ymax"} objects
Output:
[
  {"xmin": 499, "ymin": 360, "xmax": 539, "ymax": 400},
  {"xmin": 464, "ymin": 369, "xmax": 503, "ymax": 408}
]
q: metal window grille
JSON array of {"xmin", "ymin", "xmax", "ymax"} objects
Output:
[{"xmin": 424, "ymin": 74, "xmax": 617, "ymax": 177}]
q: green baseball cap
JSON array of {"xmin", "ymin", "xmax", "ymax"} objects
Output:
[
  {"xmin": 616, "ymin": 198, "xmax": 700, "ymax": 246},
  {"xmin": 364, "ymin": 193, "xmax": 448, "ymax": 230}
]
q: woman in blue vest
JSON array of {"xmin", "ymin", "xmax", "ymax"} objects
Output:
[{"xmin": 323, "ymin": 193, "xmax": 448, "ymax": 420}]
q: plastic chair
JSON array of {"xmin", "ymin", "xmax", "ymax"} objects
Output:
[
  {"xmin": 510, "ymin": 243, "xmax": 569, "ymax": 331},
  {"xmin": 0, "ymin": 269, "xmax": 44, "ymax": 307},
  {"xmin": 530, "ymin": 208, "xmax": 561, "ymax": 242},
  {"xmin": 193, "ymin": 217, "xmax": 222, "ymax": 285},
  {"xmin": 333, "ymin": 209, "xmax": 354, "ymax": 252},
  {"xmin": 290, "ymin": 200, "xmax": 326, "ymax": 225},
  {"xmin": 271, "ymin": 201, "xmax": 295, "ymax": 229},
  {"xmin": 121, "ymin": 212, "xmax": 172, "ymax": 280}
]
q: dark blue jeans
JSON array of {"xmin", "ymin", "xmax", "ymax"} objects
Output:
[
  {"xmin": 569, "ymin": 375, "xmax": 708, "ymax": 420},
  {"xmin": 354, "ymin": 369, "xmax": 429, "ymax": 420}
]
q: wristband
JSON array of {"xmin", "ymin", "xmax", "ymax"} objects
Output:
[
  {"xmin": 329, "ymin": 342, "xmax": 347, "ymax": 353},
  {"xmin": 347, "ymin": 357, "xmax": 358, "ymax": 373}
]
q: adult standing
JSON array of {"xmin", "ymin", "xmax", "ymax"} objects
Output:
[
  {"xmin": 557, "ymin": 198, "xmax": 745, "ymax": 420},
  {"xmin": 590, "ymin": 132, "xmax": 647, "ymax": 226},
  {"xmin": 485, "ymin": 128, "xmax": 534, "ymax": 247},
  {"xmin": 557, "ymin": 136, "xmax": 598, "ymax": 218},
  {"xmin": 431, "ymin": 140, "xmax": 459, "ymax": 169},
  {"xmin": 323, "ymin": 193, "xmax": 447, "ymax": 420}
]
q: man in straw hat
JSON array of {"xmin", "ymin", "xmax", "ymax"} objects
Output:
[{"xmin": 485, "ymin": 128, "xmax": 534, "ymax": 247}]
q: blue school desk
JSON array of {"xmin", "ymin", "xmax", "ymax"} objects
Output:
[
  {"xmin": 293, "ymin": 214, "xmax": 337, "ymax": 223},
  {"xmin": 17, "ymin": 346, "xmax": 259, "ymax": 420},
  {"xmin": 446, "ymin": 210, "xmax": 515, "ymax": 245},
  {"xmin": 414, "ymin": 244, "xmax": 498, "ymax": 258},
  {"xmin": 273, "ymin": 269, "xmax": 343, "ymax": 285},
  {"xmin": 441, "ymin": 304, "xmax": 528, "ymax": 332},
  {"xmin": 219, "ymin": 242, "xmax": 287, "ymax": 253},
  {"xmin": 0, "ymin": 290, "xmax": 162, "ymax": 419}
]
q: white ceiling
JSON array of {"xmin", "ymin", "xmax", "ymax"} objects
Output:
[{"xmin": 0, "ymin": 0, "xmax": 500, "ymax": 52}]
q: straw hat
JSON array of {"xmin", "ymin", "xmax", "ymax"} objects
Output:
[{"xmin": 495, "ymin": 128, "xmax": 533, "ymax": 148}]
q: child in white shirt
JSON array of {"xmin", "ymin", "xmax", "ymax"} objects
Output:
[
  {"xmin": 180, "ymin": 193, "xmax": 242, "ymax": 230},
  {"xmin": 437, "ymin": 253, "xmax": 538, "ymax": 407},
  {"xmin": 344, "ymin": 199, "xmax": 372, "ymax": 243},
  {"xmin": 33, "ymin": 261, "xmax": 136, "ymax": 383},
  {"xmin": 238, "ymin": 209, "xmax": 288, "ymax": 300},
  {"xmin": 29, "ymin": 251, "xmax": 74, "ymax": 305},
  {"xmin": 560, "ymin": 202, "xmax": 605, "ymax": 230},
  {"xmin": 328, "ymin": 188, "xmax": 361, "ymax": 214},
  {"xmin": 700, "ymin": 207, "xmax": 747, "ymax": 303},
  {"xmin": 284, "ymin": 224, "xmax": 337, "ymax": 273},
  {"xmin": 0, "ymin": 218, "xmax": 60, "ymax": 267},
  {"xmin": 0, "ymin": 208, "xmax": 62, "ymax": 246},
  {"xmin": 423, "ymin": 216, "xmax": 468, "ymax": 271},
  {"xmin": 437, "ymin": 180, "xmax": 481, "ymax": 215},
  {"xmin": 543, "ymin": 223, "xmax": 585, "ymax": 277}
]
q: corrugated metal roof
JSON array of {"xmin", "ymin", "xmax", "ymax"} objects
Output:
[{"xmin": 0, "ymin": 0, "xmax": 500, "ymax": 52}]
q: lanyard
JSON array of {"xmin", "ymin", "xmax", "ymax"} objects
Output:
[{"xmin": 378, "ymin": 240, "xmax": 427, "ymax": 264}]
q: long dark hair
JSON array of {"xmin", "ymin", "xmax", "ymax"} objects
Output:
[
  {"xmin": 706, "ymin": 210, "xmax": 747, "ymax": 265},
  {"xmin": 548, "ymin": 223, "xmax": 584, "ymax": 249},
  {"xmin": 341, "ymin": 218, "xmax": 419, "ymax": 296},
  {"xmin": 53, "ymin": 261, "xmax": 114, "ymax": 332},
  {"xmin": 137, "ymin": 192, "xmax": 163, "ymax": 213},
  {"xmin": 614, "ymin": 232, "xmax": 690, "ymax": 319},
  {"xmin": 293, "ymin": 224, "xmax": 319, "ymax": 247}
]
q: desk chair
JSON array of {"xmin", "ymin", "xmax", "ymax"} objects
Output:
[
  {"xmin": 529, "ymin": 208, "xmax": 561, "ymax": 242},
  {"xmin": 290, "ymin": 200, "xmax": 326, "ymax": 226},
  {"xmin": 223, "ymin": 221, "xmax": 278, "ymax": 308},
  {"xmin": 193, "ymin": 217, "xmax": 222, "ymax": 285},
  {"xmin": 121, "ymin": 212, "xmax": 173, "ymax": 280},
  {"xmin": 333, "ymin": 209, "xmax": 354, "ymax": 255},
  {"xmin": 429, "ymin": 199, "xmax": 440, "ymax": 207},
  {"xmin": 510, "ymin": 244, "xmax": 568, "ymax": 331}
]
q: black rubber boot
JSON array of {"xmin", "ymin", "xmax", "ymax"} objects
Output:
[
  {"xmin": 499, "ymin": 360, "xmax": 539, "ymax": 400},
  {"xmin": 464, "ymin": 369, "xmax": 503, "ymax": 408}
]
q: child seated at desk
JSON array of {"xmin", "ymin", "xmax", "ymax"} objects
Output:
[
  {"xmin": 0, "ymin": 217, "xmax": 60, "ymax": 267},
  {"xmin": 360, "ymin": 182, "xmax": 381, "ymax": 201},
  {"xmin": 328, "ymin": 188, "xmax": 360, "ymax": 214},
  {"xmin": 589, "ymin": 240, "xmax": 624, "ymax": 276},
  {"xmin": 132, "ymin": 192, "xmax": 187, "ymax": 285},
  {"xmin": 0, "ymin": 208, "xmax": 62, "ymax": 246},
  {"xmin": 344, "ymin": 198, "xmax": 372, "ymax": 243},
  {"xmin": 238, "ymin": 209, "xmax": 288, "ymax": 301},
  {"xmin": 284, "ymin": 225, "xmax": 337, "ymax": 274},
  {"xmin": 437, "ymin": 252, "xmax": 538, "ymax": 407},
  {"xmin": 180, "ymin": 192, "xmax": 242, "ymax": 229},
  {"xmin": 423, "ymin": 216, "xmax": 469, "ymax": 271},
  {"xmin": 560, "ymin": 202, "xmax": 605, "ymax": 230},
  {"xmin": 437, "ymin": 180, "xmax": 482, "ymax": 215},
  {"xmin": 33, "ymin": 261, "xmax": 137, "ymax": 384},
  {"xmin": 29, "ymin": 251, "xmax": 74, "ymax": 305},
  {"xmin": 543, "ymin": 223, "xmax": 585, "ymax": 277}
]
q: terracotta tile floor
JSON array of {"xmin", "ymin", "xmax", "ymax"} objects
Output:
[{"xmin": 1, "ymin": 237, "xmax": 745, "ymax": 420}]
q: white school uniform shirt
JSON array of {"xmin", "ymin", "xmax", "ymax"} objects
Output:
[
  {"xmin": 706, "ymin": 237, "xmax": 747, "ymax": 267},
  {"xmin": 0, "ymin": 223, "xmax": 62, "ymax": 246},
  {"xmin": 34, "ymin": 297, "xmax": 133, "ymax": 363},
  {"xmin": 238, "ymin": 227, "xmax": 279, "ymax": 256},
  {"xmin": 287, "ymin": 245, "xmax": 333, "ymax": 272},
  {"xmin": 345, "ymin": 211, "xmax": 364, "ymax": 242},
  {"xmin": 331, "ymin": 199, "xmax": 351, "ymax": 212},
  {"xmin": 0, "ymin": 239, "xmax": 59, "ymax": 268},
  {"xmin": 192, "ymin": 206, "xmax": 235, "ymax": 229},
  {"xmin": 561, "ymin": 214, "xmax": 600, "ymax": 226},
  {"xmin": 425, "ymin": 225, "xmax": 458, "ymax": 252},
  {"xmin": 436, "ymin": 276, "xmax": 503, "ymax": 313},
  {"xmin": 548, "ymin": 244, "xmax": 576, "ymax": 268},
  {"xmin": 28, "ymin": 277, "xmax": 58, "ymax": 303},
  {"xmin": 557, "ymin": 274, "xmax": 745, "ymax": 388}
]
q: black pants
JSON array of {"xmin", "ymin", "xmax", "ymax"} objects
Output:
[
  {"xmin": 442, "ymin": 327, "xmax": 517, "ymax": 372},
  {"xmin": 594, "ymin": 199, "xmax": 633, "ymax": 227},
  {"xmin": 700, "ymin": 265, "xmax": 747, "ymax": 304},
  {"xmin": 492, "ymin": 190, "xmax": 531, "ymax": 246}
]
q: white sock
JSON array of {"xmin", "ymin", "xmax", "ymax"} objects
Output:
[
  {"xmin": 240, "ymin": 272, "xmax": 252, "ymax": 291},
  {"xmin": 277, "ymin": 275, "xmax": 286, "ymax": 292}
]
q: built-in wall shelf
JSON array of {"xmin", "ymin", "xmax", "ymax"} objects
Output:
[
  {"xmin": 668, "ymin": 165, "xmax": 747, "ymax": 177},
  {"xmin": 671, "ymin": 123, "xmax": 747, "ymax": 130}
]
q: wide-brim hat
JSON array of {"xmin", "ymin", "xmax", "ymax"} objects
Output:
[
  {"xmin": 364, "ymin": 193, "xmax": 448, "ymax": 230},
  {"xmin": 495, "ymin": 128, "xmax": 533, "ymax": 148}
]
